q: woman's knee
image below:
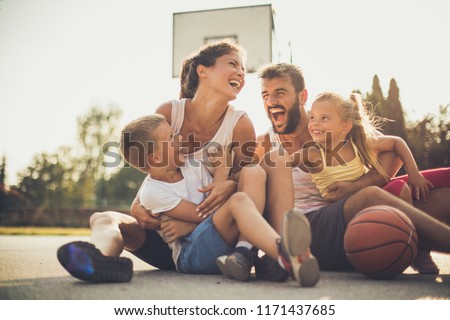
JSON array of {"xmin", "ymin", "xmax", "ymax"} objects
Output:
[
  {"xmin": 240, "ymin": 165, "xmax": 266, "ymax": 184},
  {"xmin": 89, "ymin": 211, "xmax": 121, "ymax": 228}
]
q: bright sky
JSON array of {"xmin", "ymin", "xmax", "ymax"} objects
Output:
[{"xmin": 1, "ymin": 0, "xmax": 449, "ymax": 185}]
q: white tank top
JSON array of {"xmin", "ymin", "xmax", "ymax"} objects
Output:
[
  {"xmin": 170, "ymin": 99, "xmax": 246, "ymax": 175},
  {"xmin": 268, "ymin": 128, "xmax": 328, "ymax": 213}
]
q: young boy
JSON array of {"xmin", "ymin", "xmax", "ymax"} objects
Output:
[{"xmin": 58, "ymin": 114, "xmax": 319, "ymax": 287}]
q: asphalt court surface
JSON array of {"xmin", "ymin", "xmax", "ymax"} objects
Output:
[{"xmin": 0, "ymin": 235, "xmax": 449, "ymax": 300}]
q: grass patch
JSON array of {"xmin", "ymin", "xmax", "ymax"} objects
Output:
[{"xmin": 0, "ymin": 227, "xmax": 90, "ymax": 236}]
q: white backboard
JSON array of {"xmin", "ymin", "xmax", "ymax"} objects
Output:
[{"xmin": 172, "ymin": 4, "xmax": 273, "ymax": 77}]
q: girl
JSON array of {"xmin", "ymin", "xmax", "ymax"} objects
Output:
[
  {"xmin": 292, "ymin": 92, "xmax": 439, "ymax": 273},
  {"xmin": 292, "ymin": 92, "xmax": 432, "ymax": 201}
]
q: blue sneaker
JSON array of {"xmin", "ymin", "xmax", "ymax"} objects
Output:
[{"xmin": 57, "ymin": 241, "xmax": 133, "ymax": 282}]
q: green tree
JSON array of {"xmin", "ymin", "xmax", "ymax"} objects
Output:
[
  {"xmin": 406, "ymin": 105, "xmax": 449, "ymax": 170},
  {"xmin": 17, "ymin": 150, "xmax": 75, "ymax": 208},
  {"xmin": 16, "ymin": 106, "xmax": 124, "ymax": 209},
  {"xmin": 0, "ymin": 155, "xmax": 5, "ymax": 184},
  {"xmin": 385, "ymin": 79, "xmax": 408, "ymax": 141},
  {"xmin": 365, "ymin": 76, "xmax": 408, "ymax": 141},
  {"xmin": 367, "ymin": 75, "xmax": 384, "ymax": 115},
  {"xmin": 101, "ymin": 166, "xmax": 146, "ymax": 209},
  {"xmin": 74, "ymin": 105, "xmax": 122, "ymax": 207}
]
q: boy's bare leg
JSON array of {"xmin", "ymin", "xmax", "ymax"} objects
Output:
[
  {"xmin": 213, "ymin": 192, "xmax": 280, "ymax": 259},
  {"xmin": 213, "ymin": 192, "xmax": 319, "ymax": 286}
]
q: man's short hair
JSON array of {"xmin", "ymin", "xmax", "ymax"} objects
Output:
[{"xmin": 258, "ymin": 63, "xmax": 305, "ymax": 93}]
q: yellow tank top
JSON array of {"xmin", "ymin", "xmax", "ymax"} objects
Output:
[{"xmin": 310, "ymin": 140, "xmax": 367, "ymax": 198}]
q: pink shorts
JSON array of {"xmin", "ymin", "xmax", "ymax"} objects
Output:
[{"xmin": 383, "ymin": 167, "xmax": 450, "ymax": 197}]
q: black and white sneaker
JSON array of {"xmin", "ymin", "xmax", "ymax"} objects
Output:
[
  {"xmin": 57, "ymin": 241, "xmax": 133, "ymax": 283},
  {"xmin": 254, "ymin": 254, "xmax": 289, "ymax": 282}
]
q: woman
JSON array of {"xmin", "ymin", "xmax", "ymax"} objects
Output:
[{"xmin": 57, "ymin": 40, "xmax": 257, "ymax": 282}]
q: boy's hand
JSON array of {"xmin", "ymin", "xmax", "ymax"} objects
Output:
[
  {"xmin": 161, "ymin": 220, "xmax": 197, "ymax": 243},
  {"xmin": 130, "ymin": 199, "xmax": 161, "ymax": 229},
  {"xmin": 408, "ymin": 171, "xmax": 434, "ymax": 201}
]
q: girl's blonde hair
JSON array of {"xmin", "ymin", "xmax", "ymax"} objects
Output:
[{"xmin": 314, "ymin": 92, "xmax": 389, "ymax": 179}]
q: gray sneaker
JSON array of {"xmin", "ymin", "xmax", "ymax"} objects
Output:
[
  {"xmin": 216, "ymin": 247, "xmax": 254, "ymax": 281},
  {"xmin": 278, "ymin": 209, "xmax": 320, "ymax": 287}
]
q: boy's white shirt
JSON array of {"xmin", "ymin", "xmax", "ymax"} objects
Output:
[{"xmin": 138, "ymin": 158, "xmax": 213, "ymax": 267}]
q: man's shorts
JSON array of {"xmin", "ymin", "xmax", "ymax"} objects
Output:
[
  {"xmin": 305, "ymin": 197, "xmax": 354, "ymax": 271},
  {"xmin": 177, "ymin": 215, "xmax": 233, "ymax": 274}
]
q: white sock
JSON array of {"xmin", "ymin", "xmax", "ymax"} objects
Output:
[{"xmin": 236, "ymin": 241, "xmax": 252, "ymax": 250}]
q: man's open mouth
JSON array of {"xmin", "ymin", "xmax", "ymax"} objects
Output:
[{"xmin": 269, "ymin": 107, "xmax": 286, "ymax": 123}]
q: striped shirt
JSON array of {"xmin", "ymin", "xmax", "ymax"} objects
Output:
[{"xmin": 268, "ymin": 128, "xmax": 328, "ymax": 213}]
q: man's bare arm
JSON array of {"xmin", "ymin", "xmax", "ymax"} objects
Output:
[{"xmin": 324, "ymin": 151, "xmax": 402, "ymax": 202}]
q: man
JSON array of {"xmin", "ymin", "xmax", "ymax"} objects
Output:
[{"xmin": 254, "ymin": 63, "xmax": 450, "ymax": 277}]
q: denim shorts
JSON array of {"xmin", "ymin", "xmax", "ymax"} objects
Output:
[{"xmin": 177, "ymin": 215, "xmax": 233, "ymax": 274}]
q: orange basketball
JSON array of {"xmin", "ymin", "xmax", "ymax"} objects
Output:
[{"xmin": 344, "ymin": 205, "xmax": 418, "ymax": 279}]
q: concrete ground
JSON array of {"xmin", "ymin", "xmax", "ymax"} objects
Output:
[{"xmin": 0, "ymin": 235, "xmax": 449, "ymax": 300}]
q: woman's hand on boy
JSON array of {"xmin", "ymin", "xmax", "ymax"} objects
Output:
[
  {"xmin": 130, "ymin": 199, "xmax": 161, "ymax": 229},
  {"xmin": 196, "ymin": 180, "xmax": 237, "ymax": 218}
]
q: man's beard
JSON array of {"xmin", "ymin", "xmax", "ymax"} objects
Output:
[{"xmin": 272, "ymin": 100, "xmax": 301, "ymax": 134}]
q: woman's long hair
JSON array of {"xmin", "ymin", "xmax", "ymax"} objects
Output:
[{"xmin": 179, "ymin": 39, "xmax": 246, "ymax": 99}]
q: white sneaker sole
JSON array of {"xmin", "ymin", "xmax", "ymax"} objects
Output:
[{"xmin": 281, "ymin": 209, "xmax": 320, "ymax": 287}]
